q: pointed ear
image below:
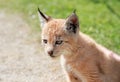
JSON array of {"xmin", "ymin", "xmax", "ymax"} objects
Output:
[
  {"xmin": 65, "ymin": 10, "xmax": 79, "ymax": 34},
  {"xmin": 38, "ymin": 8, "xmax": 51, "ymax": 28}
]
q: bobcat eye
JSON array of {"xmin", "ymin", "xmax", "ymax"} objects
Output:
[
  {"xmin": 55, "ymin": 40, "xmax": 63, "ymax": 45},
  {"xmin": 43, "ymin": 39, "xmax": 47, "ymax": 44}
]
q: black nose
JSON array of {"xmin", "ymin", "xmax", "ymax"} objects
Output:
[{"xmin": 48, "ymin": 51, "xmax": 54, "ymax": 57}]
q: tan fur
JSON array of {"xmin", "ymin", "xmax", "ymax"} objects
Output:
[{"xmin": 39, "ymin": 11, "xmax": 120, "ymax": 82}]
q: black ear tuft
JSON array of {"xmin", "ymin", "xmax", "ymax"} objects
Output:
[
  {"xmin": 65, "ymin": 11, "xmax": 79, "ymax": 34},
  {"xmin": 73, "ymin": 9, "xmax": 76, "ymax": 13},
  {"xmin": 38, "ymin": 8, "xmax": 51, "ymax": 28},
  {"xmin": 38, "ymin": 8, "xmax": 49, "ymax": 21}
]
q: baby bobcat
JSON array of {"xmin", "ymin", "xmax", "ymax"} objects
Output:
[{"xmin": 38, "ymin": 8, "xmax": 120, "ymax": 82}]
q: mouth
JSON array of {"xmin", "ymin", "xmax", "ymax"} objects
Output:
[
  {"xmin": 46, "ymin": 51, "xmax": 61, "ymax": 58},
  {"xmin": 49, "ymin": 54, "xmax": 56, "ymax": 58}
]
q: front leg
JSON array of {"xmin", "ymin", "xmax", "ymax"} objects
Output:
[
  {"xmin": 66, "ymin": 72, "xmax": 82, "ymax": 82},
  {"xmin": 60, "ymin": 55, "xmax": 82, "ymax": 82}
]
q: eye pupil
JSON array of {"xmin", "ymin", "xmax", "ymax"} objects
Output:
[
  {"xmin": 43, "ymin": 39, "xmax": 47, "ymax": 44},
  {"xmin": 55, "ymin": 41, "xmax": 63, "ymax": 45}
]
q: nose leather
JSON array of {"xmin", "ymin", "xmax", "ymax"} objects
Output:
[{"xmin": 48, "ymin": 50, "xmax": 53, "ymax": 56}]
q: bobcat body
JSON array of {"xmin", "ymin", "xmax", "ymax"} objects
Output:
[{"xmin": 38, "ymin": 9, "xmax": 120, "ymax": 82}]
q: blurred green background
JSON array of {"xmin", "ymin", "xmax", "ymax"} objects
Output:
[{"xmin": 0, "ymin": 0, "xmax": 120, "ymax": 54}]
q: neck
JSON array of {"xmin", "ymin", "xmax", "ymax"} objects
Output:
[{"xmin": 62, "ymin": 32, "xmax": 97, "ymax": 62}]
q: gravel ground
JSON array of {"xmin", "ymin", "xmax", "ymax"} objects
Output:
[{"xmin": 0, "ymin": 12, "xmax": 65, "ymax": 82}]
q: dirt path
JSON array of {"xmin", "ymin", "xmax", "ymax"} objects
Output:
[{"xmin": 0, "ymin": 12, "xmax": 65, "ymax": 82}]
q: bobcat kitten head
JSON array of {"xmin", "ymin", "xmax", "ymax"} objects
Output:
[{"xmin": 38, "ymin": 8, "xmax": 80, "ymax": 58}]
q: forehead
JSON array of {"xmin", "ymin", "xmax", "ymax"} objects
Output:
[{"xmin": 42, "ymin": 19, "xmax": 66, "ymax": 38}]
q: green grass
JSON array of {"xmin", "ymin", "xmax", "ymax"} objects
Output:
[{"xmin": 0, "ymin": 0, "xmax": 120, "ymax": 54}]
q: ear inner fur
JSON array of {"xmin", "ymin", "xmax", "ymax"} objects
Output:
[{"xmin": 65, "ymin": 12, "xmax": 79, "ymax": 34}]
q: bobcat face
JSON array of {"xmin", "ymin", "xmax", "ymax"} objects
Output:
[
  {"xmin": 38, "ymin": 8, "xmax": 79, "ymax": 57},
  {"xmin": 41, "ymin": 19, "xmax": 67, "ymax": 57}
]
